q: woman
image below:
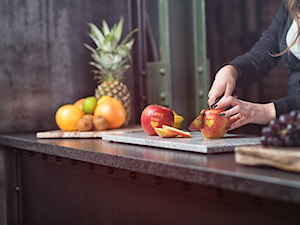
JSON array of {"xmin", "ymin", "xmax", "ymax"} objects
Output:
[{"xmin": 208, "ymin": 0, "xmax": 300, "ymax": 131}]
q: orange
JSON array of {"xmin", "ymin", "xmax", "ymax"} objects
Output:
[
  {"xmin": 97, "ymin": 96, "xmax": 114, "ymax": 105},
  {"xmin": 55, "ymin": 104, "xmax": 84, "ymax": 131},
  {"xmin": 94, "ymin": 97, "xmax": 126, "ymax": 129},
  {"xmin": 74, "ymin": 98, "xmax": 85, "ymax": 110}
]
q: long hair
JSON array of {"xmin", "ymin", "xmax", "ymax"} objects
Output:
[{"xmin": 276, "ymin": 0, "xmax": 300, "ymax": 56}]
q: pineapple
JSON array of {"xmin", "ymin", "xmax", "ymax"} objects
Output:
[{"xmin": 85, "ymin": 17, "xmax": 137, "ymax": 125}]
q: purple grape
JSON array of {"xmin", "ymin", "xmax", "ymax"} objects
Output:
[
  {"xmin": 272, "ymin": 136, "xmax": 284, "ymax": 146},
  {"xmin": 289, "ymin": 110, "xmax": 298, "ymax": 120},
  {"xmin": 286, "ymin": 124, "xmax": 298, "ymax": 138},
  {"xmin": 260, "ymin": 111, "xmax": 300, "ymax": 147},
  {"xmin": 279, "ymin": 114, "xmax": 293, "ymax": 125},
  {"xmin": 296, "ymin": 111, "xmax": 300, "ymax": 122},
  {"xmin": 266, "ymin": 136, "xmax": 273, "ymax": 145},
  {"xmin": 260, "ymin": 136, "xmax": 268, "ymax": 146},
  {"xmin": 269, "ymin": 119, "xmax": 281, "ymax": 130},
  {"xmin": 261, "ymin": 126, "xmax": 277, "ymax": 137},
  {"xmin": 284, "ymin": 136, "xmax": 295, "ymax": 147}
]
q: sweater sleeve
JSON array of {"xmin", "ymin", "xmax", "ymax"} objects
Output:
[
  {"xmin": 229, "ymin": 1, "xmax": 287, "ymax": 87},
  {"xmin": 273, "ymin": 94, "xmax": 300, "ymax": 117}
]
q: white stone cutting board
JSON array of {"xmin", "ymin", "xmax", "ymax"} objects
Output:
[{"xmin": 102, "ymin": 131, "xmax": 261, "ymax": 154}]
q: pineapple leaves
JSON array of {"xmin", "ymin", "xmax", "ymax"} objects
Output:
[
  {"xmin": 117, "ymin": 43, "xmax": 133, "ymax": 61},
  {"xmin": 113, "ymin": 17, "xmax": 123, "ymax": 43},
  {"xmin": 102, "ymin": 20, "xmax": 111, "ymax": 36},
  {"xmin": 84, "ymin": 43, "xmax": 96, "ymax": 54},
  {"xmin": 103, "ymin": 34, "xmax": 115, "ymax": 52},
  {"xmin": 85, "ymin": 17, "xmax": 138, "ymax": 82},
  {"xmin": 126, "ymin": 39, "xmax": 134, "ymax": 50},
  {"xmin": 88, "ymin": 23, "xmax": 104, "ymax": 47},
  {"xmin": 120, "ymin": 28, "xmax": 138, "ymax": 47}
]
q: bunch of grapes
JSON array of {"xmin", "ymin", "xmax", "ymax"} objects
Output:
[{"xmin": 260, "ymin": 110, "xmax": 300, "ymax": 147}]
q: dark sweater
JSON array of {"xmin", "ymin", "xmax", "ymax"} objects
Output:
[{"xmin": 229, "ymin": 1, "xmax": 300, "ymax": 117}]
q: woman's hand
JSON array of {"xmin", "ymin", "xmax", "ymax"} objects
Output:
[
  {"xmin": 208, "ymin": 65, "xmax": 239, "ymax": 108},
  {"xmin": 208, "ymin": 64, "xmax": 276, "ymax": 130},
  {"xmin": 216, "ymin": 96, "xmax": 276, "ymax": 130}
]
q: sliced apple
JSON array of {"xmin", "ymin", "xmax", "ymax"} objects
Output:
[
  {"xmin": 154, "ymin": 127, "xmax": 178, "ymax": 138},
  {"xmin": 188, "ymin": 109, "xmax": 205, "ymax": 131},
  {"xmin": 162, "ymin": 125, "xmax": 191, "ymax": 138},
  {"xmin": 172, "ymin": 111, "xmax": 184, "ymax": 129}
]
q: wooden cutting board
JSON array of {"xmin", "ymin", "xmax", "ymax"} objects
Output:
[
  {"xmin": 235, "ymin": 145, "xmax": 300, "ymax": 173},
  {"xmin": 36, "ymin": 125, "xmax": 142, "ymax": 138}
]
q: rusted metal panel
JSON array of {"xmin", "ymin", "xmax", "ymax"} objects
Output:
[{"xmin": 0, "ymin": 0, "xmax": 135, "ymax": 133}]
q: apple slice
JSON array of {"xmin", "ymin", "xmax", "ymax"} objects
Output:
[
  {"xmin": 154, "ymin": 127, "xmax": 178, "ymax": 138},
  {"xmin": 188, "ymin": 109, "xmax": 206, "ymax": 131},
  {"xmin": 162, "ymin": 125, "xmax": 191, "ymax": 138}
]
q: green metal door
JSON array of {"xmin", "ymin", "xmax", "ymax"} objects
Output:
[{"xmin": 144, "ymin": 0, "xmax": 209, "ymax": 127}]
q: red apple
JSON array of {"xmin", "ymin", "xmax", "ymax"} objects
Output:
[
  {"xmin": 140, "ymin": 104, "xmax": 174, "ymax": 135},
  {"xmin": 188, "ymin": 109, "xmax": 205, "ymax": 131},
  {"xmin": 154, "ymin": 127, "xmax": 178, "ymax": 138},
  {"xmin": 162, "ymin": 125, "xmax": 191, "ymax": 138},
  {"xmin": 189, "ymin": 109, "xmax": 230, "ymax": 138},
  {"xmin": 153, "ymin": 125, "xmax": 191, "ymax": 138}
]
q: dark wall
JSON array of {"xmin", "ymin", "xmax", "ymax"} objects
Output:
[{"xmin": 0, "ymin": 0, "xmax": 136, "ymax": 133}]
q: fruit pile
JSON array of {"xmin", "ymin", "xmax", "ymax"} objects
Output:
[
  {"xmin": 261, "ymin": 110, "xmax": 300, "ymax": 147},
  {"xmin": 55, "ymin": 96, "xmax": 126, "ymax": 132},
  {"xmin": 85, "ymin": 17, "xmax": 137, "ymax": 126},
  {"xmin": 140, "ymin": 105, "xmax": 232, "ymax": 139}
]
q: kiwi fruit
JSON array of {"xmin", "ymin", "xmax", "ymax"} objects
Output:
[
  {"xmin": 77, "ymin": 115, "xmax": 93, "ymax": 131},
  {"xmin": 93, "ymin": 116, "xmax": 108, "ymax": 131},
  {"xmin": 82, "ymin": 114, "xmax": 94, "ymax": 121}
]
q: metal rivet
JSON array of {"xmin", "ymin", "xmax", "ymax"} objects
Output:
[
  {"xmin": 183, "ymin": 183, "xmax": 190, "ymax": 192},
  {"xmin": 215, "ymin": 188, "xmax": 223, "ymax": 198},
  {"xmin": 55, "ymin": 156, "xmax": 61, "ymax": 162},
  {"xmin": 42, "ymin": 154, "xmax": 47, "ymax": 160},
  {"xmin": 89, "ymin": 163, "xmax": 95, "ymax": 170},
  {"xmin": 159, "ymin": 68, "xmax": 165, "ymax": 75},
  {"xmin": 160, "ymin": 92, "xmax": 166, "ymax": 100},
  {"xmin": 155, "ymin": 177, "xmax": 162, "ymax": 185},
  {"xmin": 15, "ymin": 150, "xmax": 21, "ymax": 154},
  {"xmin": 198, "ymin": 90, "xmax": 204, "ymax": 98},
  {"xmin": 107, "ymin": 167, "xmax": 114, "ymax": 174},
  {"xmin": 197, "ymin": 67, "xmax": 203, "ymax": 73},
  {"xmin": 253, "ymin": 196, "xmax": 262, "ymax": 207},
  {"xmin": 15, "ymin": 186, "xmax": 20, "ymax": 192},
  {"xmin": 130, "ymin": 172, "xmax": 137, "ymax": 180}
]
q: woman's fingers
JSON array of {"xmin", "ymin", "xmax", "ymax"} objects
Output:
[
  {"xmin": 208, "ymin": 88, "xmax": 223, "ymax": 107},
  {"xmin": 217, "ymin": 97, "xmax": 249, "ymax": 131},
  {"xmin": 207, "ymin": 65, "xmax": 238, "ymax": 107},
  {"xmin": 213, "ymin": 95, "xmax": 238, "ymax": 111},
  {"xmin": 228, "ymin": 113, "xmax": 247, "ymax": 131}
]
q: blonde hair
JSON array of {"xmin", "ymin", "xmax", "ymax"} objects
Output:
[{"xmin": 275, "ymin": 0, "xmax": 300, "ymax": 56}]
